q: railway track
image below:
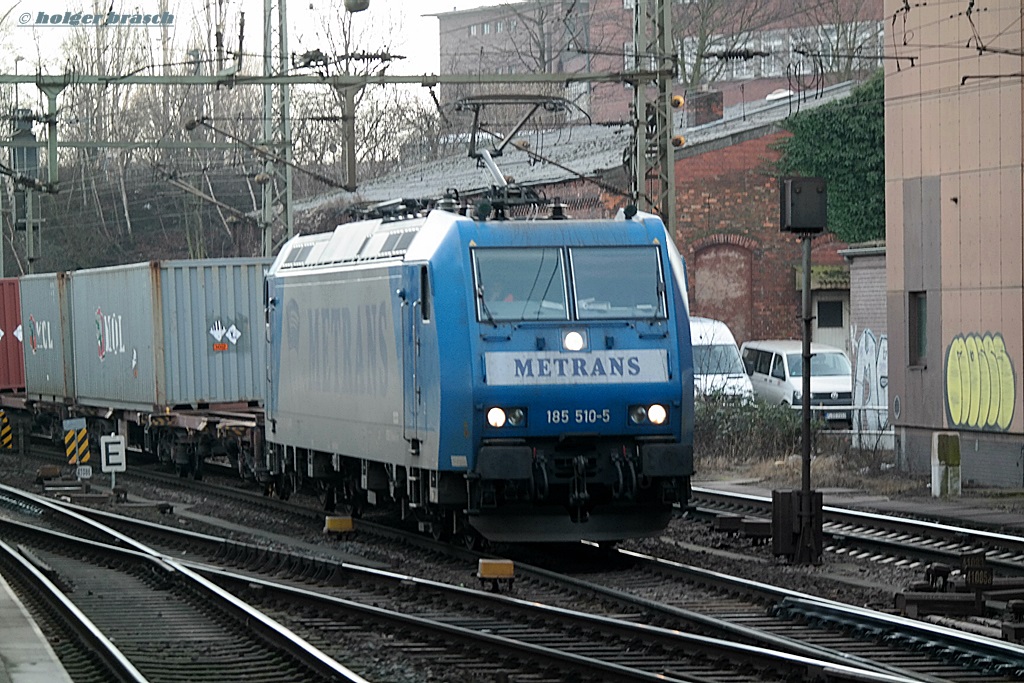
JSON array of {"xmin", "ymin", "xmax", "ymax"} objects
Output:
[
  {"xmin": 1, "ymin": 484, "xmax": 913, "ymax": 683},
  {"xmin": 9, "ymin": 449, "xmax": 1024, "ymax": 680},
  {"xmin": 0, "ymin": 490, "xmax": 362, "ymax": 683},
  {"xmin": 690, "ymin": 486, "xmax": 1024, "ymax": 575}
]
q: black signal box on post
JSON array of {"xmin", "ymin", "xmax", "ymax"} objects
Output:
[{"xmin": 780, "ymin": 177, "xmax": 827, "ymax": 233}]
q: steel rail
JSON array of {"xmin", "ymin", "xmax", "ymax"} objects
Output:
[
  {"xmin": 0, "ymin": 537, "xmax": 150, "ymax": 682},
  {"xmin": 0, "ymin": 484, "xmax": 370, "ymax": 683}
]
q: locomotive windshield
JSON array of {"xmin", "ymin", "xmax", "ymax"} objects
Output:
[
  {"xmin": 474, "ymin": 248, "xmax": 569, "ymax": 321},
  {"xmin": 570, "ymin": 247, "xmax": 667, "ymax": 320},
  {"xmin": 473, "ymin": 245, "xmax": 667, "ymax": 322}
]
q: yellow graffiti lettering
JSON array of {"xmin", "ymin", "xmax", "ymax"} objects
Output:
[
  {"xmin": 965, "ymin": 336, "xmax": 981, "ymax": 427},
  {"xmin": 945, "ymin": 332, "xmax": 1016, "ymax": 432},
  {"xmin": 945, "ymin": 336, "xmax": 964, "ymax": 426},
  {"xmin": 984, "ymin": 335, "xmax": 1000, "ymax": 427},
  {"xmin": 976, "ymin": 337, "xmax": 990, "ymax": 428},
  {"xmin": 994, "ymin": 335, "xmax": 1015, "ymax": 430}
]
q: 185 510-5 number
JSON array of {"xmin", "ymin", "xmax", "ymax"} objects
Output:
[{"xmin": 546, "ymin": 409, "xmax": 611, "ymax": 425}]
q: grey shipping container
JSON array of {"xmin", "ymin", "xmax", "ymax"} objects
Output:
[
  {"xmin": 20, "ymin": 272, "xmax": 75, "ymax": 403},
  {"xmin": 70, "ymin": 259, "xmax": 268, "ymax": 411}
]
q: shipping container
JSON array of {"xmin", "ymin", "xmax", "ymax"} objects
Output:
[
  {"xmin": 20, "ymin": 272, "xmax": 75, "ymax": 402},
  {"xmin": 0, "ymin": 278, "xmax": 25, "ymax": 392},
  {"xmin": 70, "ymin": 259, "xmax": 268, "ymax": 411}
]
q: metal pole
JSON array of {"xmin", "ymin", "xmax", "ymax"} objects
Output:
[
  {"xmin": 344, "ymin": 87, "xmax": 357, "ymax": 192},
  {"xmin": 656, "ymin": 0, "xmax": 676, "ymax": 236},
  {"xmin": 261, "ymin": 0, "xmax": 274, "ymax": 258},
  {"xmin": 631, "ymin": 0, "xmax": 647, "ymax": 209},
  {"xmin": 279, "ymin": 0, "xmax": 293, "ymax": 245},
  {"xmin": 25, "ymin": 188, "xmax": 34, "ymax": 274},
  {"xmin": 798, "ymin": 235, "xmax": 813, "ymax": 563}
]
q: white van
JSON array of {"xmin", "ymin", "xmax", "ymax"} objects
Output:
[
  {"xmin": 739, "ymin": 340, "xmax": 853, "ymax": 425},
  {"xmin": 690, "ymin": 317, "xmax": 753, "ymax": 400}
]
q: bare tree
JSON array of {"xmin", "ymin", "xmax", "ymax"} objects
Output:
[{"xmin": 790, "ymin": 0, "xmax": 883, "ymax": 82}]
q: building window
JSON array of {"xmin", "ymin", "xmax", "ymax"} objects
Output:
[
  {"xmin": 817, "ymin": 300, "xmax": 843, "ymax": 328},
  {"xmin": 909, "ymin": 291, "xmax": 927, "ymax": 366},
  {"xmin": 470, "ymin": 24, "xmax": 477, "ymax": 36},
  {"xmin": 624, "ymin": 41, "xmax": 635, "ymax": 70},
  {"xmin": 496, "ymin": 20, "xmax": 503, "ymax": 33},
  {"xmin": 483, "ymin": 22, "xmax": 491, "ymax": 35},
  {"xmin": 624, "ymin": 0, "xmax": 636, "ymax": 9}
]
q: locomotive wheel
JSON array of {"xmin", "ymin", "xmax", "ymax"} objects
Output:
[
  {"xmin": 276, "ymin": 472, "xmax": 292, "ymax": 501},
  {"xmin": 345, "ymin": 484, "xmax": 366, "ymax": 519},
  {"xmin": 458, "ymin": 525, "xmax": 480, "ymax": 551},
  {"xmin": 427, "ymin": 511, "xmax": 450, "ymax": 542}
]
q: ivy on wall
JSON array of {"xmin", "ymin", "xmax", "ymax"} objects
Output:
[{"xmin": 775, "ymin": 70, "xmax": 885, "ymax": 244}]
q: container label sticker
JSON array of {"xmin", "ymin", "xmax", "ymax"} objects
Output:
[
  {"xmin": 210, "ymin": 321, "xmax": 242, "ymax": 346},
  {"xmin": 96, "ymin": 308, "xmax": 125, "ymax": 360},
  {"xmin": 27, "ymin": 316, "xmax": 54, "ymax": 353}
]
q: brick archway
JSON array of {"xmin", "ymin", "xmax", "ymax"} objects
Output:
[{"xmin": 691, "ymin": 237, "xmax": 756, "ymax": 343}]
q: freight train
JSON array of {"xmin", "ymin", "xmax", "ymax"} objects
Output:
[{"xmin": 0, "ymin": 198, "xmax": 695, "ymax": 545}]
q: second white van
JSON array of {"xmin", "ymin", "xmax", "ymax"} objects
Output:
[
  {"xmin": 690, "ymin": 317, "xmax": 753, "ymax": 400},
  {"xmin": 739, "ymin": 340, "xmax": 853, "ymax": 425}
]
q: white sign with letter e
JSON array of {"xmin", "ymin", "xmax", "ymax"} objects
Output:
[{"xmin": 100, "ymin": 435, "xmax": 127, "ymax": 473}]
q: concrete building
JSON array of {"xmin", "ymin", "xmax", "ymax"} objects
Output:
[{"xmin": 885, "ymin": 0, "xmax": 1023, "ymax": 485}]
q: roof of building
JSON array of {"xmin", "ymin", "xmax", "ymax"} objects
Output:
[{"xmin": 294, "ymin": 80, "xmax": 859, "ymax": 215}]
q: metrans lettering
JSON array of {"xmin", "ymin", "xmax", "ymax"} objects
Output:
[{"xmin": 486, "ymin": 349, "xmax": 669, "ymax": 386}]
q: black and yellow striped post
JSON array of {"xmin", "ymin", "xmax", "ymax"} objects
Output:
[
  {"xmin": 63, "ymin": 418, "xmax": 89, "ymax": 465},
  {"xmin": 0, "ymin": 410, "xmax": 11, "ymax": 450}
]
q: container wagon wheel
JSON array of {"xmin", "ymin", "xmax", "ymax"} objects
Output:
[
  {"xmin": 340, "ymin": 480, "xmax": 365, "ymax": 518},
  {"xmin": 190, "ymin": 450, "xmax": 204, "ymax": 481},
  {"xmin": 427, "ymin": 511, "xmax": 450, "ymax": 542},
  {"xmin": 457, "ymin": 520, "xmax": 481, "ymax": 551}
]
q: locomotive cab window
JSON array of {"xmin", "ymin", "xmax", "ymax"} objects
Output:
[
  {"xmin": 570, "ymin": 246, "xmax": 667, "ymax": 320},
  {"xmin": 419, "ymin": 265, "xmax": 431, "ymax": 322},
  {"xmin": 473, "ymin": 248, "xmax": 568, "ymax": 322}
]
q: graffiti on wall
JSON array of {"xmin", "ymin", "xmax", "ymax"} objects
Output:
[
  {"xmin": 853, "ymin": 329, "xmax": 888, "ymax": 432},
  {"xmin": 944, "ymin": 333, "xmax": 1016, "ymax": 431}
]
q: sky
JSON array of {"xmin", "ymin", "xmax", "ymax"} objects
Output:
[{"xmin": 1, "ymin": 0, "xmax": 507, "ymax": 76}]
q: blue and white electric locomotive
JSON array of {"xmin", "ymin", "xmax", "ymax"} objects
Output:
[{"xmin": 265, "ymin": 200, "xmax": 694, "ymax": 544}]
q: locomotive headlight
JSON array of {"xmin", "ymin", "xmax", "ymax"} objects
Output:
[
  {"xmin": 507, "ymin": 407, "xmax": 526, "ymax": 426},
  {"xmin": 487, "ymin": 407, "xmax": 507, "ymax": 428},
  {"xmin": 629, "ymin": 403, "xmax": 667, "ymax": 425},
  {"xmin": 563, "ymin": 330, "xmax": 585, "ymax": 351}
]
